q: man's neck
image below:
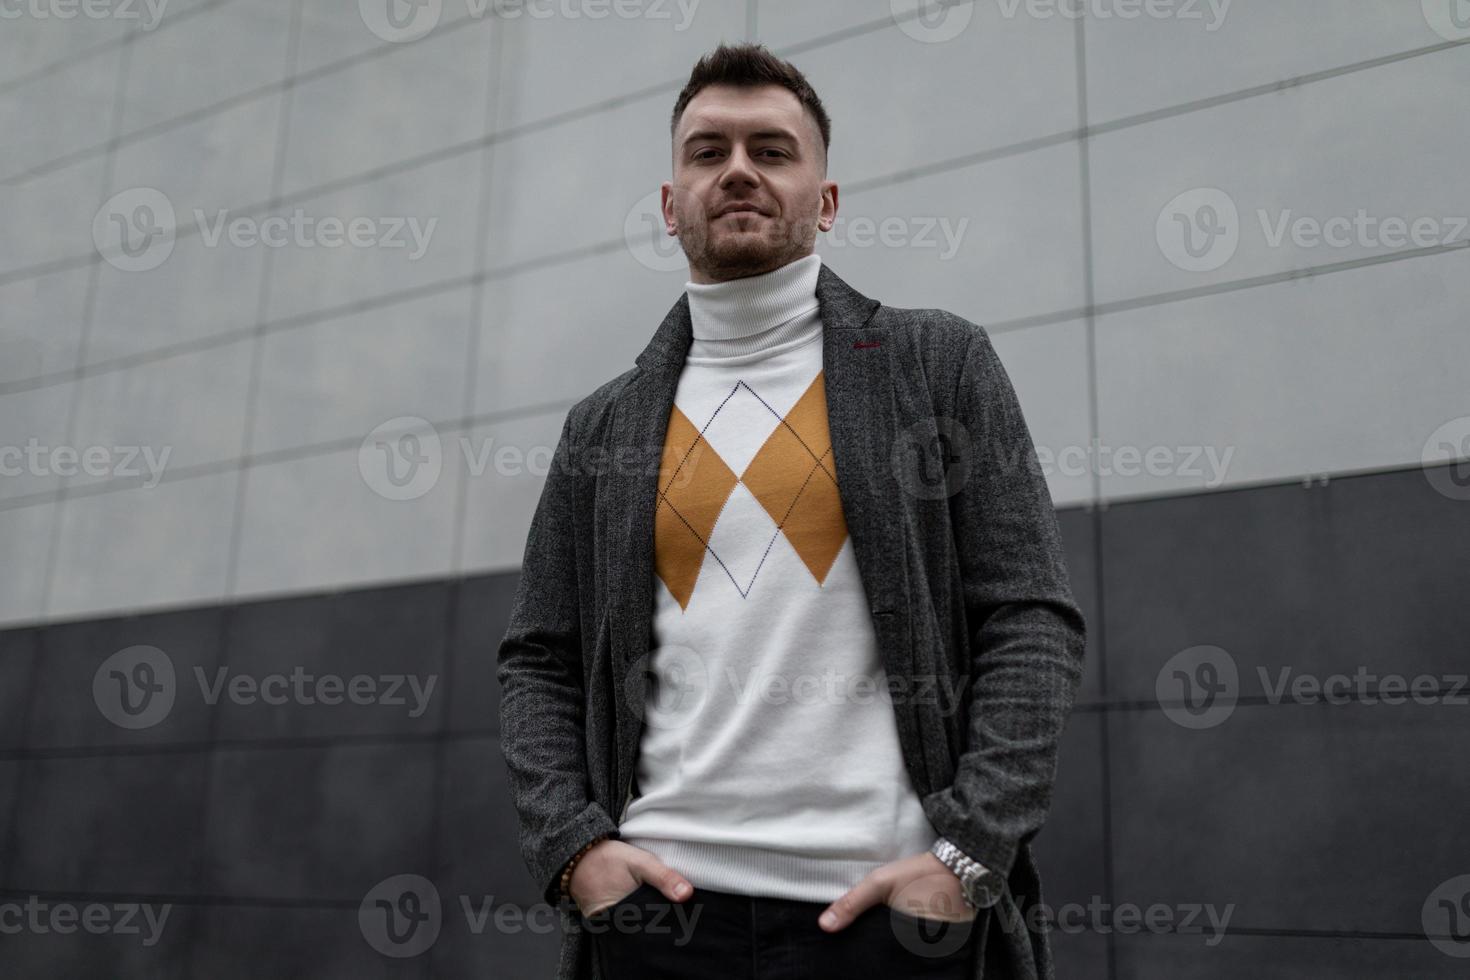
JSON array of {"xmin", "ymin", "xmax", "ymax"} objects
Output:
[{"xmin": 684, "ymin": 253, "xmax": 822, "ymax": 361}]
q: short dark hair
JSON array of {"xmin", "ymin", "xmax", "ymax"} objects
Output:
[{"xmin": 670, "ymin": 42, "xmax": 831, "ymax": 166}]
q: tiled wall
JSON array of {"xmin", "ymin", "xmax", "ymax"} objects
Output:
[
  {"xmin": 4, "ymin": 0, "xmax": 1463, "ymax": 628},
  {"xmin": 1039, "ymin": 465, "xmax": 1470, "ymax": 977},
  {"xmin": 3, "ymin": 464, "xmax": 1467, "ymax": 977},
  {"xmin": 1, "ymin": 0, "xmax": 1466, "ymax": 976}
]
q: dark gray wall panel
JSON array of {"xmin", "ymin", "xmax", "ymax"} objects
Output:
[
  {"xmin": 1057, "ymin": 507, "xmax": 1103, "ymax": 703},
  {"xmin": 1032, "ymin": 711, "xmax": 1107, "ymax": 908},
  {"xmin": 26, "ymin": 608, "xmax": 223, "ymax": 750},
  {"xmin": 0, "ymin": 902, "xmax": 195, "ymax": 979},
  {"xmin": 0, "ymin": 759, "xmax": 17, "ymax": 881},
  {"xmin": 1108, "ymin": 703, "xmax": 1469, "ymax": 935},
  {"xmin": 1319, "ymin": 465, "xmax": 1470, "ymax": 679},
  {"xmin": 1114, "ymin": 933, "xmax": 1465, "ymax": 979},
  {"xmin": 447, "ymin": 574, "xmax": 515, "ymax": 736},
  {"xmin": 428, "ymin": 907, "xmax": 561, "ymax": 980},
  {"xmin": 200, "ymin": 742, "xmax": 437, "ymax": 902},
  {"xmin": 0, "ymin": 627, "xmax": 38, "ymax": 750},
  {"xmin": 431, "ymin": 736, "xmax": 576, "ymax": 977},
  {"xmin": 9, "ymin": 752, "xmax": 208, "ymax": 894},
  {"xmin": 215, "ymin": 582, "xmax": 450, "ymax": 741},
  {"xmin": 436, "ymin": 736, "xmax": 540, "ymax": 906},
  {"xmin": 1032, "ymin": 707, "xmax": 1112, "ymax": 979},
  {"xmin": 1101, "ymin": 469, "xmax": 1470, "ymax": 704},
  {"xmin": 187, "ymin": 905, "xmax": 425, "ymax": 980},
  {"xmin": 1050, "ymin": 926, "xmax": 1109, "ymax": 980}
]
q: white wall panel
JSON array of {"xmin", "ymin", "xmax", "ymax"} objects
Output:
[{"xmin": 1095, "ymin": 248, "xmax": 1470, "ymax": 499}]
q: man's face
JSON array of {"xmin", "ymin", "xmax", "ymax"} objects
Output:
[{"xmin": 663, "ymin": 83, "xmax": 837, "ymax": 284}]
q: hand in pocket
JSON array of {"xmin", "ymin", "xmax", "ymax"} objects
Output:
[{"xmin": 569, "ymin": 839, "xmax": 693, "ymax": 916}]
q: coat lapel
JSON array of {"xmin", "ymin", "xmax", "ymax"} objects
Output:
[{"xmin": 600, "ymin": 261, "xmax": 916, "ymax": 786}]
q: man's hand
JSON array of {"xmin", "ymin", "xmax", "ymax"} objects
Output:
[
  {"xmin": 817, "ymin": 851, "xmax": 978, "ymax": 931},
  {"xmin": 568, "ymin": 839, "xmax": 694, "ymax": 916}
]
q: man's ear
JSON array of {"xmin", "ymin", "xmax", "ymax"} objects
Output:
[
  {"xmin": 819, "ymin": 181, "xmax": 839, "ymax": 232},
  {"xmin": 661, "ymin": 181, "xmax": 677, "ymax": 235}
]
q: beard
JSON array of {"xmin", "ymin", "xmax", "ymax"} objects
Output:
[{"xmin": 677, "ymin": 204, "xmax": 818, "ymax": 282}]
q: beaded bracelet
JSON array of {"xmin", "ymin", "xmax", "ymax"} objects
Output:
[{"xmin": 559, "ymin": 834, "xmax": 609, "ymax": 904}]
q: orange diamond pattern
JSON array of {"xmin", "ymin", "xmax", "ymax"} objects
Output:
[{"xmin": 655, "ymin": 372, "xmax": 848, "ymax": 610}]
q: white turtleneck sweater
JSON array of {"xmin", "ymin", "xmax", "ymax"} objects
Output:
[{"xmin": 615, "ymin": 253, "xmax": 939, "ymax": 902}]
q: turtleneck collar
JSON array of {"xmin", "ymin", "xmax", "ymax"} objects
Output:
[{"xmin": 684, "ymin": 253, "xmax": 822, "ymax": 361}]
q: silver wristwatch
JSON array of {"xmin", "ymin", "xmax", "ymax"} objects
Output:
[{"xmin": 930, "ymin": 837, "xmax": 1003, "ymax": 910}]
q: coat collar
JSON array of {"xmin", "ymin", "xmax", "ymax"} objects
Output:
[{"xmin": 602, "ymin": 261, "xmax": 914, "ymax": 768}]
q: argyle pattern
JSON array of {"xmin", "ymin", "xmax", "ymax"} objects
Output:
[{"xmin": 654, "ymin": 370, "xmax": 848, "ymax": 610}]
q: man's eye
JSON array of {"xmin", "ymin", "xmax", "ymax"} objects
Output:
[{"xmin": 693, "ymin": 149, "xmax": 786, "ymax": 161}]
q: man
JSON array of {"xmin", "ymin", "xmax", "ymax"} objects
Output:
[{"xmin": 499, "ymin": 43, "xmax": 1086, "ymax": 980}]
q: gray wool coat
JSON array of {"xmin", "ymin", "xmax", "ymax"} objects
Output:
[{"xmin": 497, "ymin": 261, "xmax": 1087, "ymax": 980}]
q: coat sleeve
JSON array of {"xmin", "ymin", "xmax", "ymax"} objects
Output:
[
  {"xmin": 497, "ymin": 406, "xmax": 620, "ymax": 908},
  {"xmin": 919, "ymin": 323, "xmax": 1087, "ymax": 880}
]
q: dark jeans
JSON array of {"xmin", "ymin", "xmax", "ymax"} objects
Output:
[{"xmin": 580, "ymin": 882, "xmax": 978, "ymax": 979}]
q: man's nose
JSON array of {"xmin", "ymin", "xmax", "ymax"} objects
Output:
[{"xmin": 719, "ymin": 145, "xmax": 760, "ymax": 188}]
